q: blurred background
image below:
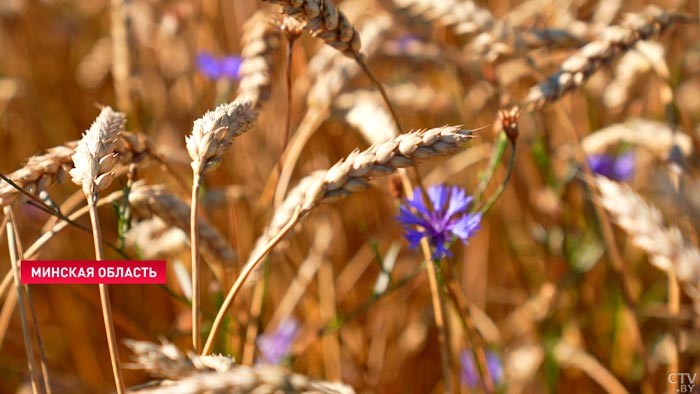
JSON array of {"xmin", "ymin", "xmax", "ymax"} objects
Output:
[{"xmin": 0, "ymin": 0, "xmax": 699, "ymax": 392}]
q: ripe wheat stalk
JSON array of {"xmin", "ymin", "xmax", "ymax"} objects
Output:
[
  {"xmin": 69, "ymin": 106, "xmax": 127, "ymax": 394},
  {"xmin": 185, "ymin": 98, "xmax": 257, "ymax": 352}
]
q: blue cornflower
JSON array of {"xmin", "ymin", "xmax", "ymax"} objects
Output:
[
  {"xmin": 195, "ymin": 52, "xmax": 243, "ymax": 80},
  {"xmin": 397, "ymin": 185, "xmax": 481, "ymax": 260},
  {"xmin": 257, "ymin": 319, "xmax": 299, "ymax": 365},
  {"xmin": 587, "ymin": 151, "xmax": 634, "ymax": 181},
  {"xmin": 460, "ymin": 349, "xmax": 503, "ymax": 388}
]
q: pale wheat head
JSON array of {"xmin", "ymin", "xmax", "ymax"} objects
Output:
[
  {"xmin": 185, "ymin": 99, "xmax": 257, "ymax": 177},
  {"xmin": 69, "ymin": 106, "xmax": 125, "ymax": 199}
]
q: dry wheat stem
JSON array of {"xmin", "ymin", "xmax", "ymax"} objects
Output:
[
  {"xmin": 444, "ymin": 267, "xmax": 495, "ymax": 393},
  {"xmin": 553, "ymin": 341, "xmax": 629, "ymax": 394},
  {"xmin": 526, "ymin": 5, "xmax": 692, "ymax": 109},
  {"xmin": 6, "ymin": 209, "xmax": 53, "ymax": 394},
  {"xmin": 596, "ymin": 176, "xmax": 700, "ymax": 305},
  {"xmin": 4, "ymin": 208, "xmax": 40, "ymax": 394},
  {"xmin": 186, "ymin": 98, "xmax": 256, "ymax": 351},
  {"xmin": 202, "ymin": 205, "xmax": 302, "ymax": 355},
  {"xmin": 71, "ymin": 106, "xmax": 126, "ymax": 394}
]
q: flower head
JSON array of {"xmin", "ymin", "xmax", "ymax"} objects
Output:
[
  {"xmin": 460, "ymin": 349, "xmax": 503, "ymax": 388},
  {"xmin": 397, "ymin": 185, "xmax": 481, "ymax": 260},
  {"xmin": 257, "ymin": 319, "xmax": 299, "ymax": 365},
  {"xmin": 196, "ymin": 52, "xmax": 243, "ymax": 80},
  {"xmin": 587, "ymin": 151, "xmax": 634, "ymax": 181}
]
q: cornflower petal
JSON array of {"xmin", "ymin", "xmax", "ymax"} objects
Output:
[{"xmin": 397, "ymin": 184, "xmax": 481, "ymax": 260}]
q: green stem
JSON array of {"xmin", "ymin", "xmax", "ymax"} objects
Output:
[{"xmin": 478, "ymin": 134, "xmax": 516, "ymax": 215}]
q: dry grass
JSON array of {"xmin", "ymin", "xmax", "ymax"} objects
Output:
[{"xmin": 1, "ymin": 0, "xmax": 700, "ymax": 393}]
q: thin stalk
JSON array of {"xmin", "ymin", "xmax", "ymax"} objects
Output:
[
  {"xmin": 191, "ymin": 175, "xmax": 202, "ymax": 352},
  {"xmin": 422, "ymin": 251, "xmax": 456, "ymax": 394},
  {"xmin": 444, "ymin": 266, "xmax": 494, "ymax": 393},
  {"xmin": 354, "ymin": 54, "xmax": 404, "ymax": 135},
  {"xmin": 5, "ymin": 207, "xmax": 39, "ymax": 394},
  {"xmin": 668, "ymin": 271, "xmax": 680, "ymax": 394},
  {"xmin": 202, "ymin": 206, "xmax": 302, "ymax": 355},
  {"xmin": 9, "ymin": 215, "xmax": 53, "ymax": 394},
  {"xmin": 478, "ymin": 135, "xmax": 516, "ymax": 215},
  {"xmin": 87, "ymin": 198, "xmax": 125, "ymax": 394},
  {"xmin": 241, "ymin": 266, "xmax": 268, "ymax": 366},
  {"xmin": 475, "ymin": 131, "xmax": 508, "ymax": 205},
  {"xmin": 25, "ymin": 286, "xmax": 52, "ymax": 394}
]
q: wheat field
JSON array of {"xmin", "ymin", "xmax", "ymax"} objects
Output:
[{"xmin": 0, "ymin": 0, "xmax": 699, "ymax": 393}]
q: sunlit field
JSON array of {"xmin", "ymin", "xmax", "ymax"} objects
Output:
[{"xmin": 1, "ymin": 0, "xmax": 699, "ymax": 393}]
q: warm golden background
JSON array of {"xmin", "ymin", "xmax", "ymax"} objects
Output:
[{"xmin": 1, "ymin": 0, "xmax": 699, "ymax": 393}]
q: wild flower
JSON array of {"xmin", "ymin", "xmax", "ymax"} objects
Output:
[
  {"xmin": 587, "ymin": 151, "xmax": 634, "ymax": 181},
  {"xmin": 257, "ymin": 319, "xmax": 299, "ymax": 365},
  {"xmin": 196, "ymin": 52, "xmax": 243, "ymax": 80},
  {"xmin": 397, "ymin": 184, "xmax": 481, "ymax": 260},
  {"xmin": 460, "ymin": 349, "xmax": 503, "ymax": 388}
]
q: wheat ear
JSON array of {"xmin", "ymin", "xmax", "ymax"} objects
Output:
[
  {"xmin": 185, "ymin": 99, "xmax": 256, "ymax": 352},
  {"xmin": 596, "ymin": 176, "xmax": 700, "ymax": 306},
  {"xmin": 69, "ymin": 106, "xmax": 126, "ymax": 394},
  {"xmin": 237, "ymin": 11, "xmax": 281, "ymax": 109},
  {"xmin": 0, "ymin": 131, "xmax": 156, "ymax": 208},
  {"xmin": 203, "ymin": 125, "xmax": 474, "ymax": 355},
  {"xmin": 128, "ymin": 183, "xmax": 236, "ymax": 264},
  {"xmin": 526, "ymin": 6, "xmax": 692, "ymax": 108}
]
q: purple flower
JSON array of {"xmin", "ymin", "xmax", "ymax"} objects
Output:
[
  {"xmin": 195, "ymin": 52, "xmax": 242, "ymax": 80},
  {"xmin": 397, "ymin": 34, "xmax": 420, "ymax": 50},
  {"xmin": 257, "ymin": 319, "xmax": 299, "ymax": 365},
  {"xmin": 587, "ymin": 151, "xmax": 634, "ymax": 181},
  {"xmin": 460, "ymin": 350, "xmax": 503, "ymax": 388},
  {"xmin": 397, "ymin": 185, "xmax": 481, "ymax": 260}
]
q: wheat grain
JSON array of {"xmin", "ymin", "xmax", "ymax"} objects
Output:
[
  {"xmin": 249, "ymin": 125, "xmax": 474, "ymax": 265},
  {"xmin": 526, "ymin": 6, "xmax": 691, "ymax": 108},
  {"xmin": 128, "ymin": 183, "xmax": 236, "ymax": 264},
  {"xmin": 596, "ymin": 176, "xmax": 700, "ymax": 302},
  {"xmin": 237, "ymin": 11, "xmax": 281, "ymax": 109}
]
